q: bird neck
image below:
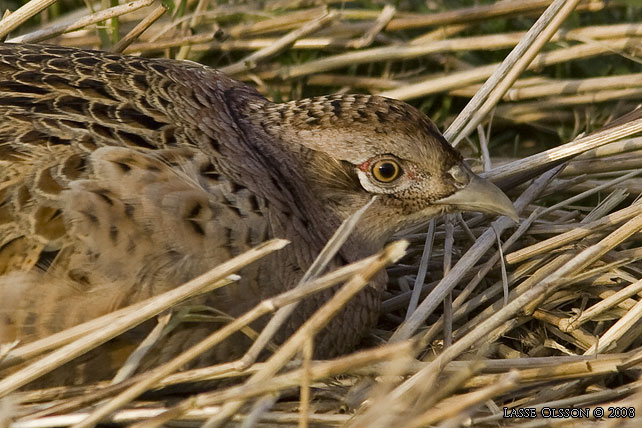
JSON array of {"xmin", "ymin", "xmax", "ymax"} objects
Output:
[
  {"xmin": 192, "ymin": 86, "xmax": 357, "ymax": 260},
  {"xmin": 176, "ymin": 77, "xmax": 384, "ymax": 263}
]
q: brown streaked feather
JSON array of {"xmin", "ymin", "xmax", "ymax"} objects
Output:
[{"xmin": 0, "ymin": 43, "xmax": 274, "ymax": 376}]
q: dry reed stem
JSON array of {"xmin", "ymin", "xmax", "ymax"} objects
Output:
[
  {"xmin": 266, "ymin": 21, "xmax": 641, "ymax": 82},
  {"xmin": 1, "ymin": 278, "xmax": 198, "ymax": 370},
  {"xmin": 210, "ymin": 37, "xmax": 353, "ymax": 51},
  {"xmin": 6, "ymin": 0, "xmax": 155, "ymax": 44},
  {"xmin": 221, "ymin": 9, "xmax": 337, "ymax": 75},
  {"xmin": 306, "ymin": 73, "xmax": 405, "ymax": 89},
  {"xmin": 369, "ymin": 214, "xmax": 642, "ymax": 426},
  {"xmin": 409, "ymin": 371, "xmax": 519, "ymax": 427},
  {"xmin": 507, "ymin": 201, "xmax": 642, "ymax": 265},
  {"xmin": 429, "ymin": 257, "xmax": 546, "ymax": 342},
  {"xmin": 560, "ymin": 278, "xmax": 642, "ymax": 333},
  {"xmin": 392, "ymin": 164, "xmax": 561, "ymax": 342},
  {"xmin": 523, "ymin": 213, "xmax": 642, "ymax": 314},
  {"xmin": 123, "ymin": 33, "xmax": 219, "ymax": 53},
  {"xmin": 110, "ymin": 312, "xmax": 171, "ymax": 384},
  {"xmin": 421, "ymin": 208, "xmax": 542, "ymax": 344},
  {"xmin": 544, "ymin": 171, "xmax": 641, "ymax": 216},
  {"xmin": 446, "ymin": 0, "xmax": 581, "ymax": 145},
  {"xmin": 486, "ymin": 112, "xmax": 642, "ymax": 185},
  {"xmin": 11, "ymin": 408, "xmax": 351, "ymax": 427},
  {"xmin": 0, "ymin": 341, "xmax": 18, "ymax": 367},
  {"xmin": 569, "ymin": 178, "xmax": 642, "ymax": 195},
  {"xmin": 585, "ymin": 297, "xmax": 642, "ymax": 355},
  {"xmin": 453, "ymin": 260, "xmax": 565, "ymax": 341},
  {"xmin": 227, "ymin": 7, "xmax": 327, "ymax": 39},
  {"xmin": 455, "ymin": 213, "xmax": 640, "ymax": 344},
  {"xmin": 442, "ymin": 216, "xmax": 455, "ymax": 346},
  {"xmin": 148, "ymin": 20, "xmax": 642, "ymax": 62},
  {"xmin": 381, "ymin": 37, "xmax": 641, "ymax": 100},
  {"xmin": 562, "ymin": 153, "xmax": 642, "ymax": 176},
  {"xmin": 413, "ymin": 359, "xmax": 487, "ymax": 416},
  {"xmin": 174, "ymin": 0, "xmax": 211, "ymax": 60},
  {"xmin": 125, "ymin": 241, "xmax": 408, "ymax": 428},
  {"xmin": 405, "ymin": 219, "xmax": 435, "ymax": 319},
  {"xmin": 578, "ymin": 137, "xmax": 642, "ymax": 158},
  {"xmin": 17, "ymin": 342, "xmax": 416, "ymax": 427},
  {"xmin": 0, "ymin": 240, "xmax": 289, "ymax": 396},
  {"xmin": 202, "ymin": 242, "xmax": 408, "ymax": 428},
  {"xmin": 270, "ymin": 32, "xmax": 527, "ymax": 80},
  {"xmin": 111, "ymin": 4, "xmax": 166, "ymax": 53},
  {"xmin": 63, "ymin": 242, "xmax": 407, "ymax": 428},
  {"xmin": 347, "ymin": 4, "xmax": 395, "ymax": 49},
  {"xmin": 497, "ymin": 88, "xmax": 642, "ymax": 118},
  {"xmin": 457, "ymin": 73, "xmax": 642, "ymax": 101},
  {"xmin": 410, "ymin": 23, "xmax": 469, "ymax": 44},
  {"xmin": 241, "ymin": 196, "xmax": 378, "ymax": 370},
  {"xmin": 0, "ymin": 0, "xmax": 57, "ymax": 39},
  {"xmin": 256, "ymin": 1, "xmax": 553, "ymax": 27},
  {"xmin": 297, "ymin": 337, "xmax": 312, "ymax": 428},
  {"xmin": 117, "ymin": 20, "xmax": 642, "ymax": 61},
  {"xmin": 386, "ymin": 0, "xmax": 567, "ymax": 31}
]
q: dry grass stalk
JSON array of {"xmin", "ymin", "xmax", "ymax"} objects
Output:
[
  {"xmin": 347, "ymin": 4, "xmax": 395, "ymax": 49},
  {"xmin": 445, "ymin": 0, "xmax": 582, "ymax": 145},
  {"xmin": 497, "ymin": 88, "xmax": 642, "ymax": 119},
  {"xmin": 110, "ymin": 312, "xmax": 172, "ymax": 384},
  {"xmin": 486, "ymin": 112, "xmax": 642, "ymax": 184},
  {"xmin": 409, "ymin": 370, "xmax": 519, "ymax": 427},
  {"xmin": 455, "ymin": 201, "xmax": 641, "ymax": 345},
  {"xmin": 560, "ymin": 278, "xmax": 642, "ymax": 333},
  {"xmin": 380, "ymin": 36, "xmax": 642, "ymax": 100},
  {"xmin": 453, "ymin": 73, "xmax": 642, "ymax": 100},
  {"xmin": 0, "ymin": 0, "xmax": 57, "ymax": 39},
  {"xmin": 386, "ymin": 0, "xmax": 578, "ymax": 31},
  {"xmin": 0, "ymin": 240, "xmax": 289, "ymax": 395},
  {"xmin": 23, "ymin": 250, "xmax": 386, "ymax": 423},
  {"xmin": 6, "ymin": 0, "xmax": 155, "ymax": 44},
  {"xmin": 261, "ymin": 22, "xmax": 640, "ymax": 83},
  {"xmin": 421, "ymin": 208, "xmax": 543, "ymax": 344},
  {"xmin": 241, "ymin": 197, "xmax": 379, "ymax": 371},
  {"xmin": 393, "ymin": 165, "xmax": 562, "ymax": 343},
  {"xmin": 111, "ymin": 4, "xmax": 166, "ymax": 53},
  {"xmin": 227, "ymin": 6, "xmax": 327, "ymax": 39},
  {"xmin": 123, "ymin": 32, "xmax": 219, "ymax": 53},
  {"xmin": 367, "ymin": 214, "xmax": 641, "ymax": 425},
  {"xmin": 113, "ymin": 241, "xmax": 408, "ymax": 428},
  {"xmin": 507, "ymin": 200, "xmax": 642, "ymax": 265},
  {"xmin": 221, "ymin": 9, "xmax": 337, "ymax": 75}
]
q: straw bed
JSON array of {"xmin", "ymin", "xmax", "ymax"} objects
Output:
[{"xmin": 1, "ymin": 0, "xmax": 642, "ymax": 427}]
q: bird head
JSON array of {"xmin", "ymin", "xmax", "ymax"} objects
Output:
[{"xmin": 240, "ymin": 94, "xmax": 517, "ymax": 243}]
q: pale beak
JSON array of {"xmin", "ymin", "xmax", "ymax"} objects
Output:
[{"xmin": 435, "ymin": 167, "xmax": 519, "ymax": 222}]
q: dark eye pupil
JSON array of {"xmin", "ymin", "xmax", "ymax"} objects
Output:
[{"xmin": 378, "ymin": 162, "xmax": 396, "ymax": 178}]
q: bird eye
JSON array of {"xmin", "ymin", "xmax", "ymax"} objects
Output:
[{"xmin": 371, "ymin": 159, "xmax": 401, "ymax": 183}]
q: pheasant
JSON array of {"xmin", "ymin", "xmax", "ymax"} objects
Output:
[{"xmin": 0, "ymin": 43, "xmax": 517, "ymax": 386}]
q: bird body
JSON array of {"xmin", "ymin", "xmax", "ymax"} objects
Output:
[{"xmin": 0, "ymin": 43, "xmax": 516, "ymax": 385}]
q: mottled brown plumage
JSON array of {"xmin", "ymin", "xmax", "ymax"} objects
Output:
[{"xmin": 0, "ymin": 43, "xmax": 516, "ymax": 386}]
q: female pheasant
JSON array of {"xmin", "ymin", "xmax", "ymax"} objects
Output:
[{"xmin": 0, "ymin": 43, "xmax": 516, "ymax": 385}]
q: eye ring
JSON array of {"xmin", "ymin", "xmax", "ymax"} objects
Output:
[{"xmin": 371, "ymin": 159, "xmax": 402, "ymax": 183}]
